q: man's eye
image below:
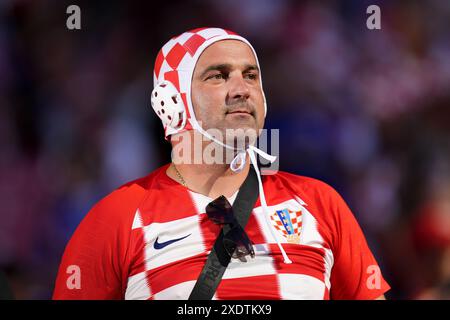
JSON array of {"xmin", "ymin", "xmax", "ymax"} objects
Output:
[
  {"xmin": 245, "ymin": 73, "xmax": 258, "ymax": 80},
  {"xmin": 207, "ymin": 73, "xmax": 226, "ymax": 80}
]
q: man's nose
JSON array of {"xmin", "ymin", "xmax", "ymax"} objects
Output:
[{"xmin": 228, "ymin": 75, "xmax": 250, "ymax": 101}]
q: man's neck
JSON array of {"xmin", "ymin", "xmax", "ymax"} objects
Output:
[{"xmin": 166, "ymin": 160, "xmax": 250, "ymax": 199}]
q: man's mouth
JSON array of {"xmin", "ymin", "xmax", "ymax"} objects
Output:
[{"xmin": 226, "ymin": 109, "xmax": 254, "ymax": 117}]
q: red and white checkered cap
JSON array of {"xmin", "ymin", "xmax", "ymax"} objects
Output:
[{"xmin": 152, "ymin": 27, "xmax": 267, "ymax": 139}]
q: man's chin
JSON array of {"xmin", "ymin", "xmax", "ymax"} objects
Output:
[
  {"xmin": 225, "ymin": 128, "xmax": 259, "ymax": 148},
  {"xmin": 200, "ymin": 120, "xmax": 261, "ymax": 147},
  {"xmin": 225, "ymin": 117, "xmax": 258, "ymax": 130}
]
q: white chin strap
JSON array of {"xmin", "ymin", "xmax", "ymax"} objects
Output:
[{"xmin": 190, "ymin": 119, "xmax": 292, "ymax": 264}]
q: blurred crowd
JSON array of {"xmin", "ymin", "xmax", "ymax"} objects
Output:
[{"xmin": 0, "ymin": 0, "xmax": 449, "ymax": 299}]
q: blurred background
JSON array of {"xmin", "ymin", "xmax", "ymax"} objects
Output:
[{"xmin": 0, "ymin": 0, "xmax": 449, "ymax": 299}]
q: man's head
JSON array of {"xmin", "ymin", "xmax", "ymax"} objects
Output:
[
  {"xmin": 191, "ymin": 39, "xmax": 265, "ymax": 139},
  {"xmin": 151, "ymin": 28, "xmax": 266, "ymax": 148}
]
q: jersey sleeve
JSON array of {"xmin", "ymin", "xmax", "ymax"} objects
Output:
[
  {"xmin": 327, "ymin": 186, "xmax": 390, "ymax": 300},
  {"xmin": 52, "ymin": 182, "xmax": 147, "ymax": 300}
]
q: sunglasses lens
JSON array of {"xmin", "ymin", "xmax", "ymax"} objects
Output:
[{"xmin": 223, "ymin": 226, "xmax": 255, "ymax": 260}]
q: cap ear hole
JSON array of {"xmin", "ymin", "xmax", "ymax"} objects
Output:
[
  {"xmin": 157, "ymin": 111, "xmax": 161, "ymax": 116},
  {"xmin": 161, "ymin": 101, "xmax": 165, "ymax": 106},
  {"xmin": 168, "ymin": 115, "xmax": 172, "ymax": 120},
  {"xmin": 154, "ymin": 92, "xmax": 158, "ymax": 97},
  {"xmin": 160, "ymin": 84, "xmax": 166, "ymax": 88},
  {"xmin": 175, "ymin": 115, "xmax": 183, "ymax": 128},
  {"xmin": 161, "ymin": 109, "xmax": 165, "ymax": 114},
  {"xmin": 171, "ymin": 96, "xmax": 178, "ymax": 104}
]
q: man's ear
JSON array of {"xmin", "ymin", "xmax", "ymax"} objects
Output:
[{"xmin": 151, "ymin": 80, "xmax": 187, "ymax": 131}]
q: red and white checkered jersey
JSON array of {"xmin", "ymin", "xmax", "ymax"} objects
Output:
[{"xmin": 53, "ymin": 164, "xmax": 390, "ymax": 300}]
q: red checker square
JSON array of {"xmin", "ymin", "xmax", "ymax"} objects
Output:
[
  {"xmin": 154, "ymin": 49, "xmax": 164, "ymax": 79},
  {"xmin": 183, "ymin": 34, "xmax": 206, "ymax": 56},
  {"xmin": 165, "ymin": 43, "xmax": 187, "ymax": 70},
  {"xmin": 164, "ymin": 71, "xmax": 180, "ymax": 92},
  {"xmin": 225, "ymin": 29, "xmax": 238, "ymax": 35}
]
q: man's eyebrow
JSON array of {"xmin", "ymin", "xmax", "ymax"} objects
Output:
[
  {"xmin": 199, "ymin": 64, "xmax": 232, "ymax": 79},
  {"xmin": 199, "ymin": 64, "xmax": 260, "ymax": 79},
  {"xmin": 243, "ymin": 64, "xmax": 259, "ymax": 73}
]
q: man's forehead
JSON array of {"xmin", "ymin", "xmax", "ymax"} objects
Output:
[{"xmin": 195, "ymin": 39, "xmax": 257, "ymax": 69}]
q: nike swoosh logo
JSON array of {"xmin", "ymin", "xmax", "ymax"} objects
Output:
[{"xmin": 153, "ymin": 234, "xmax": 191, "ymax": 250}]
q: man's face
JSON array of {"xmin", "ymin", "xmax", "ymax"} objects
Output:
[{"xmin": 191, "ymin": 40, "xmax": 265, "ymax": 145}]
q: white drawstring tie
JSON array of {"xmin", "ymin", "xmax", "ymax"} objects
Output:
[{"xmin": 244, "ymin": 146, "xmax": 292, "ymax": 264}]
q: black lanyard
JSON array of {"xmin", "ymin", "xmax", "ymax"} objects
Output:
[{"xmin": 188, "ymin": 167, "xmax": 259, "ymax": 300}]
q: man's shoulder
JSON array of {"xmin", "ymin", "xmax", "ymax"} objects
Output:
[
  {"xmin": 88, "ymin": 164, "xmax": 168, "ymax": 220},
  {"xmin": 269, "ymin": 170, "xmax": 338, "ymax": 194},
  {"xmin": 266, "ymin": 170, "xmax": 346, "ymax": 208},
  {"xmin": 115, "ymin": 165, "xmax": 165, "ymax": 195}
]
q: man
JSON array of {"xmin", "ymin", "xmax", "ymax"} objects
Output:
[{"xmin": 53, "ymin": 27, "xmax": 390, "ymax": 299}]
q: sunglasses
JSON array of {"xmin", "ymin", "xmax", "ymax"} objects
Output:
[{"xmin": 206, "ymin": 195, "xmax": 255, "ymax": 262}]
